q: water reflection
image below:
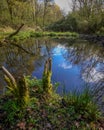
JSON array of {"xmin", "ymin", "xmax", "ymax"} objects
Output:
[
  {"xmin": 64, "ymin": 41, "xmax": 104, "ymax": 86},
  {"xmin": 0, "ymin": 38, "xmax": 104, "ymax": 112},
  {"xmin": 63, "ymin": 40, "xmax": 104, "ymax": 113}
]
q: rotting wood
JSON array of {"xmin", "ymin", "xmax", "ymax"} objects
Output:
[
  {"xmin": 0, "ymin": 24, "xmax": 24, "ymax": 45},
  {"xmin": 6, "ymin": 24, "xmax": 24, "ymax": 39},
  {"xmin": 1, "ymin": 66, "xmax": 16, "ymax": 85},
  {"xmin": 0, "ymin": 24, "xmax": 34, "ymax": 54}
]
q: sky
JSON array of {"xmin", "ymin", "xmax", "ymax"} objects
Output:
[{"xmin": 54, "ymin": 0, "xmax": 72, "ymax": 14}]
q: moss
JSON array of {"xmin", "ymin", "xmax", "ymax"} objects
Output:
[
  {"xmin": 0, "ymin": 60, "xmax": 103, "ymax": 129},
  {"xmin": 5, "ymin": 75, "xmax": 30, "ymax": 107},
  {"xmin": 0, "ymin": 30, "xmax": 79, "ymax": 42},
  {"xmin": 17, "ymin": 77, "xmax": 30, "ymax": 107},
  {"xmin": 42, "ymin": 58, "xmax": 53, "ymax": 98},
  {"xmin": 4, "ymin": 75, "xmax": 18, "ymax": 97},
  {"xmin": 0, "ymin": 75, "xmax": 103, "ymax": 130}
]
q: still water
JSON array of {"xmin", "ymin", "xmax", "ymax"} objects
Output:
[
  {"xmin": 32, "ymin": 43, "xmax": 85, "ymax": 93},
  {"xmin": 0, "ymin": 38, "xmax": 104, "ymax": 108}
]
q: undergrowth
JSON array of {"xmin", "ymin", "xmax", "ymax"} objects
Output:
[
  {"xmin": 0, "ymin": 31, "xmax": 78, "ymax": 42},
  {"xmin": 0, "ymin": 76, "xmax": 103, "ymax": 130},
  {"xmin": 0, "ymin": 60, "xmax": 103, "ymax": 130}
]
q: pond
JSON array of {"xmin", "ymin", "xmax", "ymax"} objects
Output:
[{"xmin": 0, "ymin": 37, "xmax": 104, "ymax": 111}]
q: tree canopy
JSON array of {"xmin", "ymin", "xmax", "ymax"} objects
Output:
[
  {"xmin": 0, "ymin": 0, "xmax": 63, "ymax": 29},
  {"xmin": 0, "ymin": 0, "xmax": 104, "ymax": 34},
  {"xmin": 48, "ymin": 0, "xmax": 104, "ymax": 34}
]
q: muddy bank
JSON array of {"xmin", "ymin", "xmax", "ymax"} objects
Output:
[{"xmin": 80, "ymin": 34, "xmax": 104, "ymax": 46}]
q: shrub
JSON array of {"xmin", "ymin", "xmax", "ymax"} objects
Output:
[{"xmin": 63, "ymin": 89, "xmax": 101, "ymax": 121}]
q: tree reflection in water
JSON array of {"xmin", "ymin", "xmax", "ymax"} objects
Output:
[
  {"xmin": 64, "ymin": 40, "xmax": 104, "ymax": 113},
  {"xmin": 0, "ymin": 38, "xmax": 104, "ymax": 113},
  {"xmin": 0, "ymin": 38, "xmax": 57, "ymax": 93}
]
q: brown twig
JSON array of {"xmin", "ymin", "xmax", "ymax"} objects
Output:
[
  {"xmin": 0, "ymin": 24, "xmax": 24, "ymax": 45},
  {"xmin": 6, "ymin": 24, "xmax": 24, "ymax": 39},
  {"xmin": 1, "ymin": 66, "xmax": 16, "ymax": 85}
]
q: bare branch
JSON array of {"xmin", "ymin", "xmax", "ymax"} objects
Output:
[
  {"xmin": 6, "ymin": 24, "xmax": 24, "ymax": 39},
  {"xmin": 1, "ymin": 66, "xmax": 16, "ymax": 85}
]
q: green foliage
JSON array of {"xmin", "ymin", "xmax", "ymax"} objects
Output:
[
  {"xmin": 53, "ymin": 82, "xmax": 60, "ymax": 92},
  {"xmin": 45, "ymin": 31, "xmax": 78, "ymax": 37},
  {"xmin": 2, "ymin": 99, "xmax": 22, "ymax": 125},
  {"xmin": 47, "ymin": 1, "xmax": 104, "ymax": 35},
  {"xmin": 25, "ymin": 76, "xmax": 43, "ymax": 88},
  {"xmin": 0, "ymin": 77, "xmax": 103, "ymax": 129},
  {"xmin": 0, "ymin": 60, "xmax": 103, "ymax": 129},
  {"xmin": 0, "ymin": 0, "xmax": 63, "ymax": 29},
  {"xmin": 48, "ymin": 15, "xmax": 78, "ymax": 32},
  {"xmin": 7, "ymin": 31, "xmax": 78, "ymax": 42},
  {"xmin": 11, "ymin": 31, "xmax": 34, "ymax": 41},
  {"xmin": 63, "ymin": 89, "xmax": 101, "ymax": 121},
  {"xmin": 49, "ymin": 13, "xmax": 104, "ymax": 34},
  {"xmin": 25, "ymin": 76, "xmax": 43, "ymax": 97},
  {"xmin": 33, "ymin": 32, "xmax": 43, "ymax": 37}
]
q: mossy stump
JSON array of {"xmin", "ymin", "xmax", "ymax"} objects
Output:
[{"xmin": 42, "ymin": 58, "xmax": 53, "ymax": 100}]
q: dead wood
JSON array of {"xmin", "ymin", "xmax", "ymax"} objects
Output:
[{"xmin": 1, "ymin": 66, "xmax": 16, "ymax": 85}]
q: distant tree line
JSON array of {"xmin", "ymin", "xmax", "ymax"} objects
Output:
[
  {"xmin": 48, "ymin": 0, "xmax": 104, "ymax": 34},
  {"xmin": 0, "ymin": 0, "xmax": 63, "ymax": 29}
]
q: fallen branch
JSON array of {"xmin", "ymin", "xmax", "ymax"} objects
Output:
[
  {"xmin": 1, "ymin": 66, "xmax": 30, "ymax": 106},
  {"xmin": 1, "ymin": 66, "xmax": 16, "ymax": 85},
  {"xmin": 0, "ymin": 24, "xmax": 24, "ymax": 45},
  {"xmin": 6, "ymin": 24, "xmax": 24, "ymax": 39}
]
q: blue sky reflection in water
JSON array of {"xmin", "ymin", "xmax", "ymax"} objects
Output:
[
  {"xmin": 0, "ymin": 38, "xmax": 103, "ymax": 96},
  {"xmin": 32, "ymin": 44, "xmax": 85, "ymax": 94}
]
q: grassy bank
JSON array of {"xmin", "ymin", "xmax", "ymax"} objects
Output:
[
  {"xmin": 10, "ymin": 31, "xmax": 79, "ymax": 42},
  {"xmin": 0, "ymin": 65, "xmax": 104, "ymax": 130},
  {"xmin": 0, "ymin": 27, "xmax": 79, "ymax": 42}
]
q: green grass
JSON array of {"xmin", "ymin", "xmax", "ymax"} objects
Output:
[
  {"xmin": 11, "ymin": 31, "xmax": 79, "ymax": 41},
  {"xmin": 0, "ymin": 76, "xmax": 103, "ymax": 130},
  {"xmin": 0, "ymin": 30, "xmax": 79, "ymax": 42},
  {"xmin": 63, "ymin": 89, "xmax": 101, "ymax": 121}
]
